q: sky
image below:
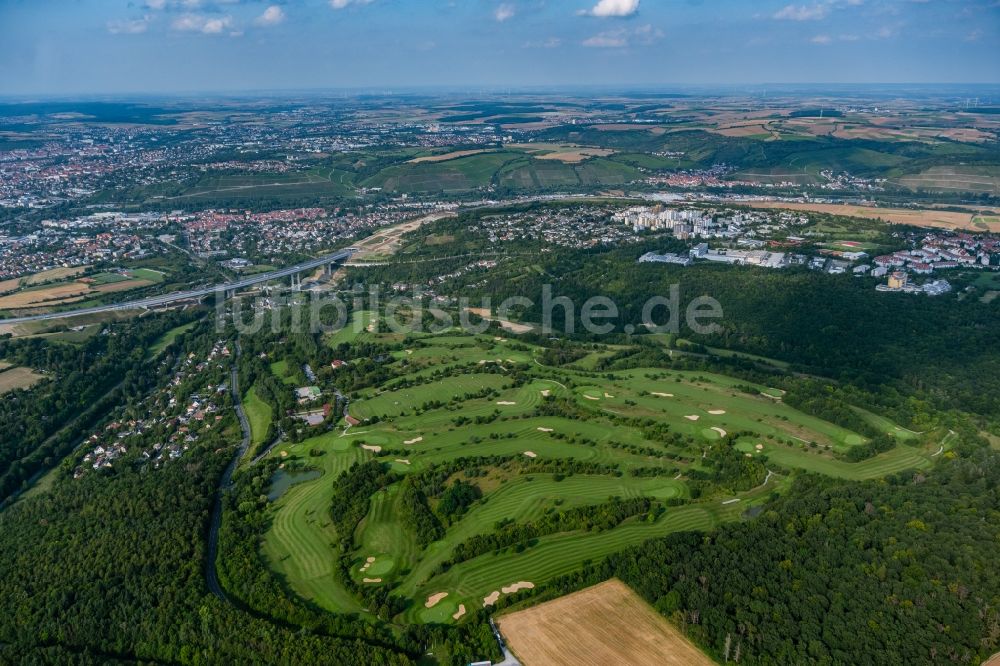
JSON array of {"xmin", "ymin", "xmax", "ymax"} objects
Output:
[{"xmin": 0, "ymin": 0, "xmax": 998, "ymax": 95}]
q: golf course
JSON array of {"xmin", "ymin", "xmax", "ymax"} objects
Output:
[{"xmin": 249, "ymin": 323, "xmax": 945, "ymax": 626}]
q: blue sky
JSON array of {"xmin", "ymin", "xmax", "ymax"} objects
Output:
[{"xmin": 0, "ymin": 0, "xmax": 998, "ymax": 94}]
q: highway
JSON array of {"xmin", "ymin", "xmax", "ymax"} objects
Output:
[
  {"xmin": 0, "ymin": 248, "xmax": 356, "ymax": 325},
  {"xmin": 0, "ymin": 196, "xmax": 635, "ymax": 327}
]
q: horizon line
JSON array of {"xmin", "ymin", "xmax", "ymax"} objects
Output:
[{"xmin": 3, "ymin": 82, "xmax": 1000, "ymax": 101}]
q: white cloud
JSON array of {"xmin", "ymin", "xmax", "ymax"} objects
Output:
[
  {"xmin": 584, "ymin": 30, "xmax": 628, "ymax": 47},
  {"xmin": 634, "ymin": 23, "xmax": 663, "ymax": 42},
  {"xmin": 773, "ymin": 4, "xmax": 829, "ymax": 20},
  {"xmin": 254, "ymin": 5, "xmax": 285, "ymax": 27},
  {"xmin": 330, "ymin": 0, "xmax": 375, "ymax": 8},
  {"xmin": 107, "ymin": 15, "xmax": 152, "ymax": 34},
  {"xmin": 583, "ymin": 23, "xmax": 661, "ymax": 48},
  {"xmin": 524, "ymin": 37, "xmax": 562, "ymax": 48},
  {"xmin": 582, "ymin": 0, "xmax": 640, "ymax": 18},
  {"xmin": 810, "ymin": 34, "xmax": 832, "ymax": 43},
  {"xmin": 495, "ymin": 3, "xmax": 515, "ymax": 22},
  {"xmin": 171, "ymin": 13, "xmax": 233, "ymax": 34},
  {"xmin": 147, "ymin": 0, "xmax": 203, "ymax": 8}
]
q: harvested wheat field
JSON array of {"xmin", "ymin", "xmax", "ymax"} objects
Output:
[
  {"xmin": 497, "ymin": 578, "xmax": 715, "ymax": 666},
  {"xmin": 0, "ymin": 367, "xmax": 46, "ymax": 394},
  {"xmin": 25, "ymin": 265, "xmax": 90, "ymax": 285},
  {"xmin": 0, "ymin": 283, "xmax": 91, "ymax": 309},
  {"xmin": 738, "ymin": 201, "xmax": 999, "ymax": 232},
  {"xmin": 0, "ymin": 277, "xmax": 23, "ymax": 294},
  {"xmin": 535, "ymin": 147, "xmax": 614, "ymax": 163},
  {"xmin": 408, "ymin": 149, "xmax": 496, "ymax": 163}
]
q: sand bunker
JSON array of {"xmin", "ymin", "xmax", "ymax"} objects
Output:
[
  {"xmin": 501, "ymin": 581, "xmax": 535, "ymax": 594},
  {"xmin": 711, "ymin": 427, "xmax": 727, "ymax": 438},
  {"xmin": 685, "ymin": 415, "xmax": 700, "ymax": 421},
  {"xmin": 537, "ymin": 427, "xmax": 553, "ymax": 433},
  {"xmin": 361, "ymin": 444, "xmax": 382, "ymax": 453},
  {"xmin": 496, "ymin": 401, "xmax": 517, "ymax": 406},
  {"xmin": 583, "ymin": 395, "xmax": 600, "ymax": 401},
  {"xmin": 540, "ymin": 389, "xmax": 551, "ymax": 397},
  {"xmin": 405, "ymin": 349, "xmax": 413, "ymax": 355},
  {"xmin": 604, "ymin": 393, "xmax": 614, "ymax": 398},
  {"xmin": 360, "ymin": 556, "xmax": 377, "ymax": 572},
  {"xmin": 452, "ymin": 604, "xmax": 466, "ymax": 620},
  {"xmin": 404, "ymin": 436, "xmax": 423, "ymax": 445},
  {"xmin": 708, "ymin": 410, "xmax": 726, "ymax": 415},
  {"xmin": 363, "ymin": 577, "xmax": 382, "ymax": 583},
  {"xmin": 395, "ymin": 458, "xmax": 411, "ymax": 465},
  {"xmin": 483, "ymin": 591, "xmax": 501, "ymax": 607},
  {"xmin": 523, "ymin": 451, "xmax": 538, "ymax": 458},
  {"xmin": 425, "ymin": 592, "xmax": 449, "ymax": 608},
  {"xmin": 280, "ymin": 450, "xmax": 289, "ymax": 457},
  {"xmin": 651, "ymin": 392, "xmax": 674, "ymax": 398},
  {"xmin": 755, "ymin": 444, "xmax": 764, "ymax": 451}
]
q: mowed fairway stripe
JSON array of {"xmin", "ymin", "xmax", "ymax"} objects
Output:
[
  {"xmin": 762, "ymin": 443, "xmax": 930, "ymax": 479},
  {"xmin": 262, "ymin": 447, "xmax": 365, "ymax": 613},
  {"xmin": 398, "ymin": 474, "xmax": 686, "ymax": 596},
  {"xmin": 417, "ymin": 505, "xmax": 715, "ymax": 604}
]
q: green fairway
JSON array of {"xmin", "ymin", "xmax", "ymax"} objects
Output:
[
  {"xmin": 327, "ymin": 310, "xmax": 375, "ymax": 347},
  {"xmin": 147, "ymin": 321, "xmax": 198, "ymax": 358},
  {"xmin": 735, "ymin": 439, "xmax": 931, "ymax": 479},
  {"xmin": 260, "ymin": 433, "xmax": 367, "ymax": 615},
  {"xmin": 243, "ymin": 385, "xmax": 272, "ymax": 449},
  {"xmin": 269, "ymin": 359, "xmax": 298, "ymax": 385}
]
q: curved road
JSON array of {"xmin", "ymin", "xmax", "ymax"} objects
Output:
[
  {"xmin": 1, "ymin": 248, "xmax": 356, "ymax": 325},
  {"xmin": 204, "ymin": 340, "xmax": 251, "ymax": 601}
]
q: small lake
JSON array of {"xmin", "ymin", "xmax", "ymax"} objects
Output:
[{"xmin": 267, "ymin": 468, "xmax": 322, "ymax": 501}]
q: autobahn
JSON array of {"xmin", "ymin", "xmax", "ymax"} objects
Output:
[
  {"xmin": 0, "ymin": 195, "xmax": 643, "ymax": 327},
  {"xmin": 0, "ymin": 248, "xmax": 356, "ymax": 325}
]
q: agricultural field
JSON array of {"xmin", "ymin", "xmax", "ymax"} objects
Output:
[
  {"xmin": 111, "ymin": 167, "xmax": 356, "ymax": 205},
  {"xmin": 894, "ymin": 165, "xmax": 1000, "ymax": 195},
  {"xmin": 0, "ymin": 268, "xmax": 159, "ymax": 311},
  {"xmin": 0, "ymin": 366, "xmax": 46, "ymax": 394},
  {"xmin": 497, "ymin": 578, "xmax": 714, "ymax": 666},
  {"xmin": 361, "ymin": 149, "xmax": 641, "ymax": 193},
  {"xmin": 408, "ymin": 149, "xmax": 499, "ymax": 164},
  {"xmin": 505, "ymin": 143, "xmax": 615, "ymax": 163},
  {"xmin": 256, "ymin": 330, "xmax": 939, "ymax": 625},
  {"xmin": 737, "ymin": 201, "xmax": 1000, "ymax": 232}
]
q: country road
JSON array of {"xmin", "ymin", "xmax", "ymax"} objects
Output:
[{"xmin": 204, "ymin": 340, "xmax": 251, "ymax": 601}]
